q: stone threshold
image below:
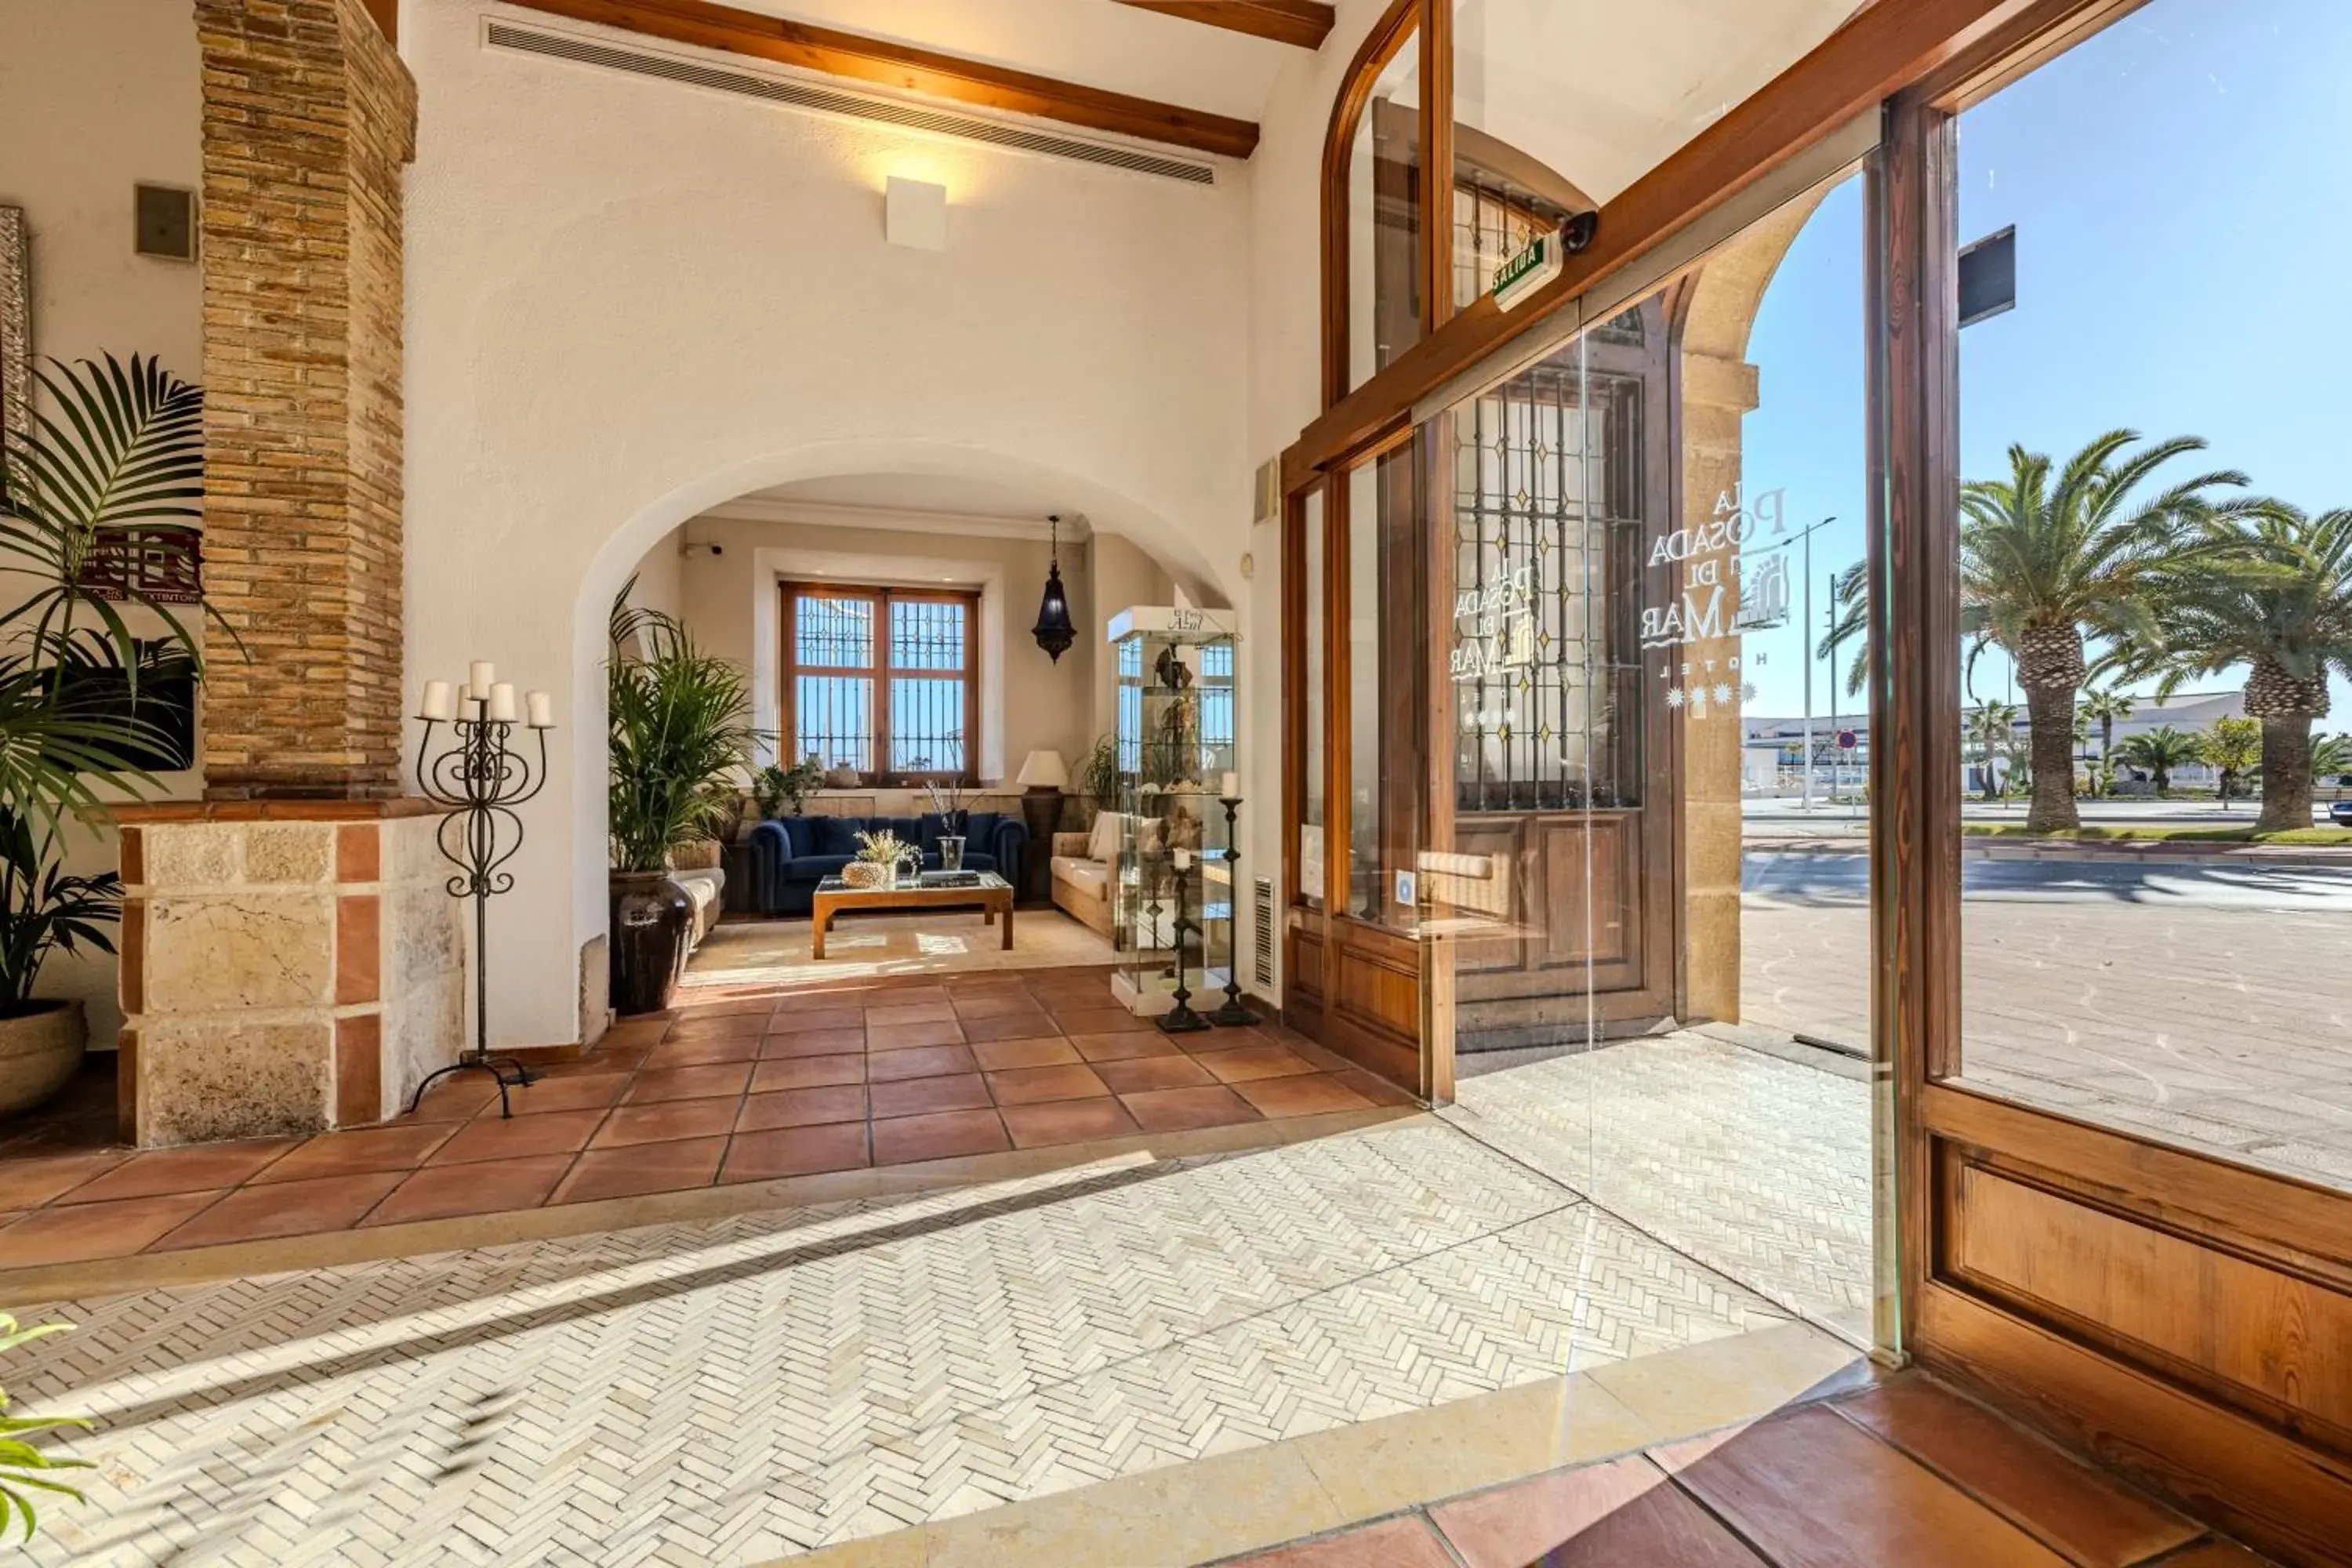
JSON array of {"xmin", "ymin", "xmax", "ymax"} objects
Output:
[
  {"xmin": 115, "ymin": 797, "xmax": 445, "ymax": 822},
  {"xmin": 775, "ymin": 1319, "xmax": 1876, "ymax": 1568},
  {"xmin": 0, "ymin": 1105, "xmax": 1421, "ymax": 1304}
]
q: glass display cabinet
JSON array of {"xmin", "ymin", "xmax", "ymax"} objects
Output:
[{"xmin": 1107, "ymin": 606, "xmax": 1243, "ymax": 1024}]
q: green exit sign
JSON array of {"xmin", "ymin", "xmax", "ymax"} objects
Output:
[{"xmin": 1491, "ymin": 229, "xmax": 1564, "ymax": 313}]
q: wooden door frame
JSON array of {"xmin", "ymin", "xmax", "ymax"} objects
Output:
[{"xmin": 1874, "ymin": 6, "xmax": 2352, "ymax": 1560}]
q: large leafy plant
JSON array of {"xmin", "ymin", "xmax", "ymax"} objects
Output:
[
  {"xmin": 0, "ymin": 354, "xmax": 206, "ymax": 1023},
  {"xmin": 0, "ymin": 1316, "xmax": 88, "ymax": 1544},
  {"xmin": 608, "ymin": 585, "xmax": 761, "ymax": 873}
]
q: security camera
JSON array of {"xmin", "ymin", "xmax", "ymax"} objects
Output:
[{"xmin": 1561, "ymin": 211, "xmax": 1598, "ymax": 254}]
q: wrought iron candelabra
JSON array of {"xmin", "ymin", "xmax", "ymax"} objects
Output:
[
  {"xmin": 1207, "ymin": 797, "xmax": 1255, "ymax": 1027},
  {"xmin": 406, "ymin": 709, "xmax": 550, "ymax": 1117},
  {"xmin": 1156, "ymin": 852, "xmax": 1210, "ymax": 1035}
]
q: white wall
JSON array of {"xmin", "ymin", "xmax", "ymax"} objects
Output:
[
  {"xmin": 653, "ymin": 510, "xmax": 1171, "ymax": 787},
  {"xmin": 0, "ymin": 0, "xmax": 203, "ymax": 1045},
  {"xmin": 404, "ymin": 0, "xmax": 1255, "ymax": 1047}
]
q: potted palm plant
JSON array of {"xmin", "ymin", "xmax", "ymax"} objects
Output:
[
  {"xmin": 0, "ymin": 354, "xmax": 206, "ymax": 1116},
  {"xmin": 607, "ymin": 586, "xmax": 760, "ymax": 1014}
]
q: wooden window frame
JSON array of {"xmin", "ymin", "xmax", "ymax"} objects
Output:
[{"xmin": 779, "ymin": 583, "xmax": 981, "ymax": 787}]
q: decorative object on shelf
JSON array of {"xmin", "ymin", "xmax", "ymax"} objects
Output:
[
  {"xmin": 843, "ymin": 828, "xmax": 914, "ymax": 888},
  {"xmin": 824, "ymin": 763, "xmax": 863, "ymax": 789},
  {"xmin": 608, "ymin": 584, "xmax": 762, "ymax": 1017},
  {"xmin": 1030, "ymin": 512, "xmax": 1076, "ymax": 662},
  {"xmin": 408, "ymin": 659, "xmax": 556, "ymax": 1117},
  {"xmin": 0, "ymin": 354, "xmax": 208, "ymax": 1117},
  {"xmin": 753, "ymin": 754, "xmax": 826, "ymax": 819},
  {"xmin": 1208, "ymin": 794, "xmax": 1254, "ymax": 1026},
  {"xmin": 1108, "ymin": 604, "xmax": 1240, "ymax": 1022},
  {"xmin": 1014, "ymin": 748, "xmax": 1068, "ymax": 898}
]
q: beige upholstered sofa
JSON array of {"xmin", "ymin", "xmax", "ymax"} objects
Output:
[
  {"xmin": 666, "ymin": 842, "xmax": 728, "ymax": 951},
  {"xmin": 1050, "ymin": 816, "xmax": 1116, "ymax": 941}
]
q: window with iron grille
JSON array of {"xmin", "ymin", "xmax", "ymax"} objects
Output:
[{"xmin": 781, "ymin": 585, "xmax": 978, "ymax": 784}]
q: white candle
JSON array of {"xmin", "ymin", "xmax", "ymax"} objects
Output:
[
  {"xmin": 469, "ymin": 660, "xmax": 495, "ymax": 696},
  {"xmin": 487, "ymin": 683, "xmax": 518, "ymax": 722},
  {"xmin": 525, "ymin": 690, "xmax": 554, "ymax": 729},
  {"xmin": 419, "ymin": 680, "xmax": 454, "ymax": 721},
  {"xmin": 1220, "ymin": 771, "xmax": 1240, "ymax": 800},
  {"xmin": 1174, "ymin": 847, "xmax": 1192, "ymax": 871},
  {"xmin": 461, "ymin": 695, "xmax": 485, "ymax": 724}
]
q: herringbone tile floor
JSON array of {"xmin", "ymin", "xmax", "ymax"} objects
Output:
[
  {"xmin": 1448, "ymin": 1033, "xmax": 1878, "ymax": 1338},
  {"xmin": 13, "ymin": 1116, "xmax": 1790, "ymax": 1566}
]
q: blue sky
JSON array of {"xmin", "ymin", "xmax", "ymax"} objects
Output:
[{"xmin": 1734, "ymin": 0, "xmax": 2352, "ymax": 717}]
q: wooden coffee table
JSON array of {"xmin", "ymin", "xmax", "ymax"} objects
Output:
[{"xmin": 811, "ymin": 872, "xmax": 1014, "ymax": 959}]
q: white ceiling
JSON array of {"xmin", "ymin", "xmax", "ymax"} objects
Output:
[
  {"xmin": 1450, "ymin": 0, "xmax": 1857, "ymax": 204},
  {"xmin": 719, "ymin": 0, "xmax": 1294, "ymax": 124},
  {"xmin": 735, "ymin": 473, "xmax": 1085, "ymax": 529}
]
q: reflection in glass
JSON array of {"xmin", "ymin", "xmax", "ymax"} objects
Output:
[
  {"xmin": 1300, "ymin": 488, "xmax": 1327, "ymax": 909},
  {"xmin": 1432, "ymin": 170, "xmax": 1887, "ymax": 1348},
  {"xmin": 1346, "ymin": 34, "xmax": 1422, "ymax": 390},
  {"xmin": 1446, "ymin": 0, "xmax": 1849, "ymax": 310},
  {"xmin": 1345, "ymin": 450, "xmax": 1421, "ymax": 925}
]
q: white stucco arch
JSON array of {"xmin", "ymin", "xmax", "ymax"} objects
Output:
[
  {"xmin": 402, "ymin": 0, "xmax": 1256, "ymax": 1047},
  {"xmin": 559, "ymin": 443, "xmax": 1222, "ymax": 1035}
]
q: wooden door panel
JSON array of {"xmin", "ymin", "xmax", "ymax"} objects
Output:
[{"xmin": 1944, "ymin": 1159, "xmax": 2352, "ymax": 1450}]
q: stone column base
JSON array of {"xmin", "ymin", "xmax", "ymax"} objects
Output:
[{"xmin": 117, "ymin": 800, "xmax": 464, "ymax": 1148}]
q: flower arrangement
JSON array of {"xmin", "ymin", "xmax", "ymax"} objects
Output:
[
  {"xmin": 854, "ymin": 829, "xmax": 913, "ymax": 866},
  {"xmin": 841, "ymin": 828, "xmax": 916, "ymax": 888}
]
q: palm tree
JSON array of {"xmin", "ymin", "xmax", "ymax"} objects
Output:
[
  {"xmin": 1959, "ymin": 432, "xmax": 2251, "ymax": 832},
  {"xmin": 2116, "ymin": 504, "xmax": 2352, "ymax": 832},
  {"xmin": 2078, "ymin": 688, "xmax": 2135, "ymax": 766},
  {"xmin": 2312, "ymin": 731, "xmax": 2352, "ymax": 785},
  {"xmin": 1966, "ymin": 701, "xmax": 2019, "ymax": 802},
  {"xmin": 2114, "ymin": 724, "xmax": 2201, "ymax": 795}
]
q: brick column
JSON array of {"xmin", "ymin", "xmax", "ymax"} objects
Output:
[
  {"xmin": 196, "ymin": 0, "xmax": 416, "ymax": 799},
  {"xmin": 117, "ymin": 2, "xmax": 464, "ymax": 1149}
]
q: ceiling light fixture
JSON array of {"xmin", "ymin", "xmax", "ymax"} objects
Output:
[{"xmin": 1032, "ymin": 514, "xmax": 1076, "ymax": 662}]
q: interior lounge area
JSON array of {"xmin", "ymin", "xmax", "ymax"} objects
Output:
[{"xmin": 0, "ymin": 0, "xmax": 2348, "ymax": 1563}]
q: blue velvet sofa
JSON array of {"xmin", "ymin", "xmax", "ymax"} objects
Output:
[{"xmin": 743, "ymin": 813, "xmax": 1029, "ymax": 916}]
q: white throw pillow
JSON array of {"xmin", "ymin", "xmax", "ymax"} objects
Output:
[{"xmin": 1087, "ymin": 811, "xmax": 1123, "ymax": 862}]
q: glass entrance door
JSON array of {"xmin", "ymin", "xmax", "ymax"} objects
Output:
[{"xmin": 1418, "ymin": 165, "xmax": 1896, "ymax": 1349}]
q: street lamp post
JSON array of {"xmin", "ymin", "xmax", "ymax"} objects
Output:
[{"xmin": 1747, "ymin": 514, "xmax": 1839, "ymax": 811}]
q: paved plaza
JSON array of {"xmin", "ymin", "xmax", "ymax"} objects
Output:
[{"xmin": 1742, "ymin": 849, "xmax": 2352, "ymax": 1188}]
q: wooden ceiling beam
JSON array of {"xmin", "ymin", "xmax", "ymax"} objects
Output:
[
  {"xmin": 1113, "ymin": 1, "xmax": 1336, "ymax": 51},
  {"xmin": 501, "ymin": 0, "xmax": 1261, "ymax": 158}
]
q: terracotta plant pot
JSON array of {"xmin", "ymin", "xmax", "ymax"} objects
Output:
[
  {"xmin": 0, "ymin": 998, "xmax": 87, "ymax": 1118},
  {"xmin": 609, "ymin": 871, "xmax": 694, "ymax": 1016}
]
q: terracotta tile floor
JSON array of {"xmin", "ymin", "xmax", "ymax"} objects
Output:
[
  {"xmin": 1218, "ymin": 1375, "xmax": 2263, "ymax": 1568},
  {"xmin": 0, "ymin": 965, "xmax": 1409, "ymax": 1271}
]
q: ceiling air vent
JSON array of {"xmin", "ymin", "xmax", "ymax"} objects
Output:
[{"xmin": 484, "ymin": 20, "xmax": 1218, "ymax": 187}]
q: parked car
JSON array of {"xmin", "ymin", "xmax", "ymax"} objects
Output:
[{"xmin": 2328, "ymin": 800, "xmax": 2352, "ymax": 827}]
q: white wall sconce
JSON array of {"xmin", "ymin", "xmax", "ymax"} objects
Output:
[{"xmin": 885, "ymin": 176, "xmax": 949, "ymax": 251}]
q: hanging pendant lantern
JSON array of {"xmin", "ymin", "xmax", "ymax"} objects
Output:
[{"xmin": 1032, "ymin": 513, "xmax": 1076, "ymax": 662}]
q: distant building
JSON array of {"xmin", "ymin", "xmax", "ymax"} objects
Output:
[{"xmin": 1737, "ymin": 691, "xmax": 2247, "ymax": 793}]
